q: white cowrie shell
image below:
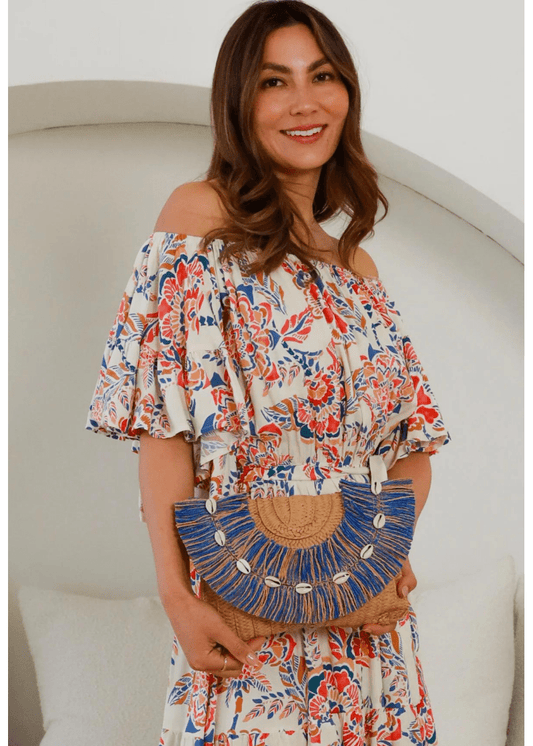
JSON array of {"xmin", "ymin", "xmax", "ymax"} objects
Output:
[
  {"xmin": 360, "ymin": 544, "xmax": 374, "ymax": 559},
  {"xmin": 295, "ymin": 583, "xmax": 313, "ymax": 594},
  {"xmin": 264, "ymin": 576, "xmax": 281, "ymax": 588},
  {"xmin": 236, "ymin": 558, "xmax": 251, "ymax": 574},
  {"xmin": 333, "ymin": 571, "xmax": 350, "ymax": 585},
  {"xmin": 373, "ymin": 512, "xmax": 386, "ymax": 529},
  {"xmin": 205, "ymin": 498, "xmax": 217, "ymax": 515},
  {"xmin": 214, "ymin": 530, "xmax": 226, "ymax": 546}
]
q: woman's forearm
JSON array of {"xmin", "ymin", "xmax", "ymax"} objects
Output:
[
  {"xmin": 387, "ymin": 450, "xmax": 432, "ymax": 531},
  {"xmin": 138, "ymin": 431, "xmax": 197, "ymax": 609}
]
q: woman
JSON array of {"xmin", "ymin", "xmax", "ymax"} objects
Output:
[{"xmin": 87, "ymin": 1, "xmax": 451, "ymax": 743}]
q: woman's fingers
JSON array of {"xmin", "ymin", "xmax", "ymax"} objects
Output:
[
  {"xmin": 193, "ymin": 634, "xmax": 267, "ymax": 678},
  {"xmin": 189, "ymin": 647, "xmax": 241, "ymax": 675},
  {"xmin": 215, "ymin": 627, "xmax": 264, "ymax": 671},
  {"xmin": 213, "ymin": 666, "xmax": 244, "ymax": 679},
  {"xmin": 211, "ymin": 651, "xmax": 243, "ymax": 678},
  {"xmin": 398, "ymin": 557, "xmax": 417, "ymax": 598},
  {"xmin": 362, "ymin": 561, "xmax": 418, "ymax": 635},
  {"xmin": 172, "ymin": 596, "xmax": 267, "ymax": 676},
  {"xmin": 209, "ymin": 637, "xmax": 267, "ymax": 679}
]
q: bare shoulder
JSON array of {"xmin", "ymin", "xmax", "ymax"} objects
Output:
[
  {"xmin": 153, "ymin": 180, "xmax": 228, "ymax": 236},
  {"xmin": 352, "ymin": 246, "xmax": 379, "ymax": 280}
]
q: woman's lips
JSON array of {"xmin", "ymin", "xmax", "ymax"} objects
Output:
[{"xmin": 281, "ymin": 124, "xmax": 327, "ymax": 144}]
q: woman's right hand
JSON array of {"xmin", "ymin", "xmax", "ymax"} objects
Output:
[{"xmin": 167, "ymin": 593, "xmax": 266, "ymax": 679}]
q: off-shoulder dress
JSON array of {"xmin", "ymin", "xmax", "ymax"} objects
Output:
[{"xmin": 87, "ymin": 232, "xmax": 451, "ymax": 746}]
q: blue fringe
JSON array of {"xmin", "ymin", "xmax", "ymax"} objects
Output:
[{"xmin": 174, "ymin": 478, "xmax": 415, "ymax": 625}]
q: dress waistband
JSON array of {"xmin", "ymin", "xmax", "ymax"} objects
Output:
[{"xmin": 237, "ymin": 454, "xmax": 388, "ymax": 496}]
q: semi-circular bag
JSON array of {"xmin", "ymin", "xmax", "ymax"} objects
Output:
[{"xmin": 174, "ymin": 474, "xmax": 416, "ymax": 638}]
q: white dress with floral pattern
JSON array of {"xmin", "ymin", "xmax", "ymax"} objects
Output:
[{"xmin": 87, "ymin": 232, "xmax": 450, "ymax": 745}]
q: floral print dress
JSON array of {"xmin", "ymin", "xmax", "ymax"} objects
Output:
[{"xmin": 87, "ymin": 232, "xmax": 451, "ymax": 745}]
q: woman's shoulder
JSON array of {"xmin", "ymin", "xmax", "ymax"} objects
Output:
[
  {"xmin": 153, "ymin": 179, "xmax": 228, "ymax": 237},
  {"xmin": 351, "ymin": 246, "xmax": 379, "ymax": 280}
]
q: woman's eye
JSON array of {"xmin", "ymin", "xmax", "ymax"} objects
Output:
[
  {"xmin": 259, "ymin": 71, "xmax": 336, "ymax": 89},
  {"xmin": 261, "ymin": 77, "xmax": 284, "ymax": 88},
  {"xmin": 315, "ymin": 71, "xmax": 335, "ymax": 82}
]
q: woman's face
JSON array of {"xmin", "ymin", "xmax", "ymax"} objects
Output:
[{"xmin": 253, "ymin": 24, "xmax": 350, "ymax": 177}]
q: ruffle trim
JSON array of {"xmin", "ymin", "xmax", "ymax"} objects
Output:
[{"xmin": 377, "ymin": 419, "xmax": 451, "ymax": 473}]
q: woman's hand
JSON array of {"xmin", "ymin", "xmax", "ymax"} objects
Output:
[
  {"xmin": 167, "ymin": 593, "xmax": 266, "ymax": 679},
  {"xmin": 361, "ymin": 557, "xmax": 417, "ymax": 636}
]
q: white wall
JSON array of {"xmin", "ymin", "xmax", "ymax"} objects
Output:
[
  {"xmin": 8, "ymin": 121, "xmax": 523, "ymax": 746},
  {"xmin": 9, "ymin": 0, "xmax": 523, "ymax": 221}
]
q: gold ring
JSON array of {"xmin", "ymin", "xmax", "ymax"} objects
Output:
[{"xmin": 221, "ymin": 656, "xmax": 228, "ymax": 672}]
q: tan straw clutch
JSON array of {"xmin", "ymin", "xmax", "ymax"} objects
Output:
[{"xmin": 175, "ymin": 479, "xmax": 415, "ymax": 637}]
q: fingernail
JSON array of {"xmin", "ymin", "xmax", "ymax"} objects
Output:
[
  {"xmin": 246, "ymin": 653, "xmax": 261, "ymax": 668},
  {"xmin": 401, "ymin": 586, "xmax": 409, "ymax": 597}
]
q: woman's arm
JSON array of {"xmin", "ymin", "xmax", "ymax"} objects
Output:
[
  {"xmin": 361, "ymin": 451, "xmax": 432, "ymax": 635},
  {"xmin": 138, "ymin": 432, "xmax": 264, "ymax": 676},
  {"xmin": 138, "ymin": 431, "xmax": 197, "ymax": 606},
  {"xmin": 387, "ymin": 450, "xmax": 432, "ymax": 532}
]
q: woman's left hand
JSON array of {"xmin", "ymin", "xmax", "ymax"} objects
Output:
[{"xmin": 361, "ymin": 557, "xmax": 417, "ymax": 635}]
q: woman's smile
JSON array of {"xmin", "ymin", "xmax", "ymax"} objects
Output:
[{"xmin": 281, "ymin": 123, "xmax": 327, "ymax": 144}]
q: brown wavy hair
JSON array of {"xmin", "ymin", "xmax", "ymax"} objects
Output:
[{"xmin": 201, "ymin": 0, "xmax": 388, "ymax": 276}]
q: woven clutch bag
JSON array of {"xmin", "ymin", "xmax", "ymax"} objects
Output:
[{"xmin": 174, "ymin": 477, "xmax": 415, "ymax": 637}]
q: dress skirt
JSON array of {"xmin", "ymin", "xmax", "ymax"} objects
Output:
[{"xmin": 158, "ymin": 603, "xmax": 438, "ymax": 746}]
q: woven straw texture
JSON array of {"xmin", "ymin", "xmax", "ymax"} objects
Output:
[{"xmin": 201, "ymin": 573, "xmax": 409, "ymax": 638}]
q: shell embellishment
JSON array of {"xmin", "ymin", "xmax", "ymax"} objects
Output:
[
  {"xmin": 333, "ymin": 571, "xmax": 350, "ymax": 585},
  {"xmin": 360, "ymin": 544, "xmax": 374, "ymax": 560},
  {"xmin": 205, "ymin": 498, "xmax": 217, "ymax": 515},
  {"xmin": 236, "ymin": 558, "xmax": 251, "ymax": 575},
  {"xmin": 214, "ymin": 530, "xmax": 226, "ymax": 546}
]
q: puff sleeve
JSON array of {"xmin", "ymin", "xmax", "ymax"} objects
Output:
[
  {"xmin": 373, "ymin": 280, "xmax": 451, "ymax": 468},
  {"xmin": 86, "ymin": 232, "xmax": 198, "ymax": 452},
  {"xmin": 86, "ymin": 231, "xmax": 251, "ymax": 476}
]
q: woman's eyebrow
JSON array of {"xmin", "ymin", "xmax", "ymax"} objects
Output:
[{"xmin": 260, "ymin": 57, "xmax": 330, "ymax": 74}]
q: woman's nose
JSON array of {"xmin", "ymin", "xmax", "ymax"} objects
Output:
[{"xmin": 289, "ymin": 84, "xmax": 319, "ymax": 117}]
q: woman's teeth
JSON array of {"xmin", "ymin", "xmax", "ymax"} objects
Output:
[{"xmin": 284, "ymin": 126, "xmax": 324, "ymax": 137}]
